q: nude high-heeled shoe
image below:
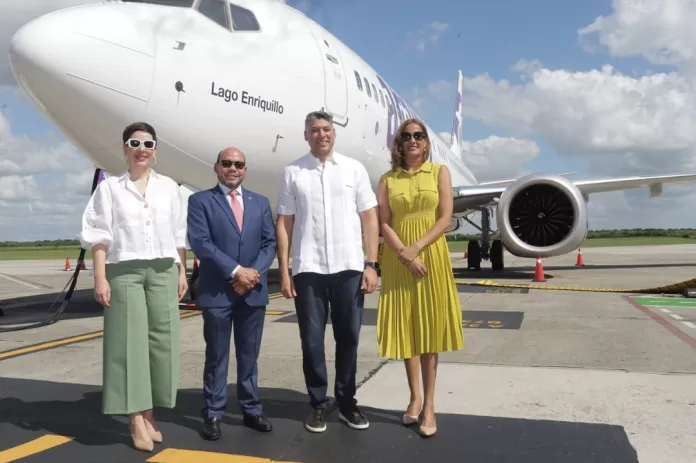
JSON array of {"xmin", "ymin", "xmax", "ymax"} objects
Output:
[
  {"xmin": 419, "ymin": 423, "xmax": 437, "ymax": 437},
  {"xmin": 142, "ymin": 411, "xmax": 162, "ymax": 443},
  {"xmin": 402, "ymin": 408, "xmax": 422, "ymax": 425},
  {"xmin": 419, "ymin": 414, "xmax": 437, "ymax": 437},
  {"xmin": 143, "ymin": 420, "xmax": 162, "ymax": 443},
  {"xmin": 129, "ymin": 418, "xmax": 154, "ymax": 452}
]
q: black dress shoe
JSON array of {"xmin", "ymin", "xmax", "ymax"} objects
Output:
[
  {"xmin": 243, "ymin": 413, "xmax": 272, "ymax": 432},
  {"xmin": 202, "ymin": 417, "xmax": 221, "ymax": 440}
]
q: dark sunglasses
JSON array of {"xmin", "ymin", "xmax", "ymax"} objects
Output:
[
  {"xmin": 125, "ymin": 138, "xmax": 156, "ymax": 149},
  {"xmin": 400, "ymin": 131, "xmax": 427, "ymax": 142},
  {"xmin": 219, "ymin": 160, "xmax": 246, "ymax": 169}
]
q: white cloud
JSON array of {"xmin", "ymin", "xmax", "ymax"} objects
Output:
[
  {"xmin": 577, "ymin": 0, "xmax": 696, "ymax": 67},
  {"xmin": 0, "ymin": 110, "xmax": 95, "ymax": 241},
  {"xmin": 415, "ymin": 0, "xmax": 696, "ymax": 230},
  {"xmin": 0, "ymin": 0, "xmax": 103, "ymax": 241},
  {"xmin": 407, "ymin": 21, "xmax": 449, "ymax": 52}
]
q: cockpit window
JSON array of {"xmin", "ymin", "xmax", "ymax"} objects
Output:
[
  {"xmin": 229, "ymin": 4, "xmax": 260, "ymax": 31},
  {"xmin": 197, "ymin": 0, "xmax": 230, "ymax": 29},
  {"xmin": 123, "ymin": 0, "xmax": 195, "ymax": 6}
]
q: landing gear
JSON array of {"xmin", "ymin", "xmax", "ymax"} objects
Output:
[{"xmin": 463, "ymin": 206, "xmax": 504, "ymax": 271}]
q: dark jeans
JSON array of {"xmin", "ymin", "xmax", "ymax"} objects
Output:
[{"xmin": 293, "ymin": 270, "xmax": 364, "ymax": 411}]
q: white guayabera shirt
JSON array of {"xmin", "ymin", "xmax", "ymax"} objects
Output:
[{"xmin": 276, "ymin": 151, "xmax": 378, "ymax": 276}]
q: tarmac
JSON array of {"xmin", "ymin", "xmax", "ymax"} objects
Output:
[{"xmin": 0, "ymin": 244, "xmax": 695, "ymax": 462}]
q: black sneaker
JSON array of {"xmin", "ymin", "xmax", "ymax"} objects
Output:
[
  {"xmin": 339, "ymin": 405, "xmax": 369, "ymax": 430},
  {"xmin": 304, "ymin": 408, "xmax": 327, "ymax": 433}
]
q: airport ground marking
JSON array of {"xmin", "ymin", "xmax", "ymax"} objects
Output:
[
  {"xmin": 0, "ymin": 434, "xmax": 73, "ymax": 463},
  {"xmin": 0, "ymin": 294, "xmax": 284, "ymax": 361},
  {"xmin": 456, "ymin": 278, "xmax": 696, "ymax": 295},
  {"xmin": 632, "ymin": 296, "xmax": 696, "ymax": 308},
  {"xmin": 658, "ymin": 308, "xmax": 696, "ymax": 330},
  {"xmin": 622, "ymin": 295, "xmax": 696, "ymax": 348},
  {"xmin": 147, "ymin": 448, "xmax": 303, "ymax": 463},
  {"xmin": 0, "ymin": 272, "xmax": 47, "ymax": 290}
]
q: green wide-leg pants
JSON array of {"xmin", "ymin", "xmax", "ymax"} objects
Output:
[{"xmin": 102, "ymin": 258, "xmax": 180, "ymax": 415}]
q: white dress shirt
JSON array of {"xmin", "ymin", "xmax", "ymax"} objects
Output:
[
  {"xmin": 217, "ymin": 183, "xmax": 244, "ymax": 278},
  {"xmin": 276, "ymin": 151, "xmax": 378, "ymax": 276},
  {"xmin": 77, "ymin": 170, "xmax": 188, "ymax": 264}
]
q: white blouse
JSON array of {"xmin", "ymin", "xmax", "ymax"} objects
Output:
[{"xmin": 77, "ymin": 170, "xmax": 188, "ymax": 265}]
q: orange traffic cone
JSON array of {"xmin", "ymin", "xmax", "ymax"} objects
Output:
[
  {"xmin": 193, "ymin": 257, "xmax": 199, "ymax": 272},
  {"xmin": 63, "ymin": 257, "xmax": 71, "ymax": 271},
  {"xmin": 80, "ymin": 260, "xmax": 87, "ymax": 270},
  {"xmin": 533, "ymin": 255, "xmax": 546, "ymax": 282},
  {"xmin": 464, "ymin": 250, "xmax": 468, "ymax": 258},
  {"xmin": 575, "ymin": 249, "xmax": 584, "ymax": 267}
]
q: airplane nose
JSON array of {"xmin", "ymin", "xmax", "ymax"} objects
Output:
[{"xmin": 9, "ymin": 3, "xmax": 156, "ymax": 156}]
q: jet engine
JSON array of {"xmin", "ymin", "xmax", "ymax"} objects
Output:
[{"xmin": 496, "ymin": 173, "xmax": 588, "ymax": 258}]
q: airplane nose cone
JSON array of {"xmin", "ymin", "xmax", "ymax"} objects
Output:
[{"xmin": 9, "ymin": 3, "xmax": 156, "ymax": 156}]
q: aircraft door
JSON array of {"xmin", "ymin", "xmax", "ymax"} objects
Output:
[{"xmin": 310, "ymin": 29, "xmax": 349, "ymax": 126}]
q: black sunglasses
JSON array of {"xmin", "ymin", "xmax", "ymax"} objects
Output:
[
  {"xmin": 400, "ymin": 131, "xmax": 427, "ymax": 142},
  {"xmin": 219, "ymin": 160, "xmax": 246, "ymax": 169}
]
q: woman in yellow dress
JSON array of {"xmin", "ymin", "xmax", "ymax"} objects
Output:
[{"xmin": 376, "ymin": 118, "xmax": 464, "ymax": 437}]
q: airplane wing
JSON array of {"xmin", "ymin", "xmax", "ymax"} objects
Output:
[{"xmin": 453, "ymin": 173, "xmax": 696, "ymax": 209}]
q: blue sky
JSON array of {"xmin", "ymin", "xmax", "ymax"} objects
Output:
[
  {"xmin": 2, "ymin": 0, "xmax": 696, "ymax": 241},
  {"xmin": 289, "ymin": 0, "xmax": 681, "ymax": 179}
]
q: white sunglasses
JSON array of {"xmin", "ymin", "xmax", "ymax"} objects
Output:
[{"xmin": 125, "ymin": 138, "xmax": 156, "ymax": 149}]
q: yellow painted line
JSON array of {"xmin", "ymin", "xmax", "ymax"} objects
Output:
[
  {"xmin": 455, "ymin": 278, "xmax": 696, "ymax": 294},
  {"xmin": 0, "ymin": 294, "xmax": 284, "ymax": 361},
  {"xmin": 0, "ymin": 435, "xmax": 73, "ymax": 462},
  {"xmin": 0, "ymin": 331, "xmax": 104, "ymax": 360},
  {"xmin": 147, "ymin": 448, "xmax": 303, "ymax": 463}
]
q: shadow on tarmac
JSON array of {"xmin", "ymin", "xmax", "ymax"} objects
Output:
[{"xmin": 0, "ymin": 377, "xmax": 639, "ymax": 462}]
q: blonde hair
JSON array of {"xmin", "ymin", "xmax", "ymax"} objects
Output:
[{"xmin": 390, "ymin": 119, "xmax": 431, "ymax": 170}]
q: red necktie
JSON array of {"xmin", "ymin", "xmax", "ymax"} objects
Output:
[{"xmin": 229, "ymin": 190, "xmax": 243, "ymax": 231}]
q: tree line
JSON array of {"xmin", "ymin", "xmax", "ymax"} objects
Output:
[
  {"xmin": 2, "ymin": 228, "xmax": 696, "ymax": 247},
  {"xmin": 446, "ymin": 228, "xmax": 696, "ymax": 242}
]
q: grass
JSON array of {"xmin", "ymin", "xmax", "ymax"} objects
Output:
[
  {"xmin": 446, "ymin": 236, "xmax": 696, "ymax": 253},
  {"xmin": 2, "ymin": 236, "xmax": 695, "ymax": 261},
  {"xmin": 574, "ymin": 236, "xmax": 696, "ymax": 247}
]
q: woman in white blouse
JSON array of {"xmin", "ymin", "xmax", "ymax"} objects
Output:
[{"xmin": 78, "ymin": 122, "xmax": 188, "ymax": 453}]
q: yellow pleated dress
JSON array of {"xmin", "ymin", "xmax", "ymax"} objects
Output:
[{"xmin": 377, "ymin": 162, "xmax": 464, "ymax": 359}]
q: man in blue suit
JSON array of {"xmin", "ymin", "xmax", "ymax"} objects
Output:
[{"xmin": 187, "ymin": 147, "xmax": 276, "ymax": 440}]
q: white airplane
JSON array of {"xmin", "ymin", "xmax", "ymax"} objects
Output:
[{"xmin": 8, "ymin": 0, "xmax": 696, "ymax": 272}]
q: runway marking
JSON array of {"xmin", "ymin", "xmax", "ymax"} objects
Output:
[
  {"xmin": 0, "ymin": 273, "xmax": 46, "ymax": 290},
  {"xmin": 623, "ymin": 296, "xmax": 696, "ymax": 349},
  {"xmin": 0, "ymin": 294, "xmax": 285, "ymax": 361},
  {"xmin": 147, "ymin": 448, "xmax": 303, "ymax": 463},
  {"xmin": 0, "ymin": 311, "xmax": 200, "ymax": 361},
  {"xmin": 684, "ymin": 322, "xmax": 696, "ymax": 329},
  {"xmin": 0, "ymin": 434, "xmax": 73, "ymax": 462},
  {"xmin": 632, "ymin": 296, "xmax": 696, "ymax": 307}
]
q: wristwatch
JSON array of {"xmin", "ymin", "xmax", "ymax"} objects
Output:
[{"xmin": 365, "ymin": 261, "xmax": 380, "ymax": 271}]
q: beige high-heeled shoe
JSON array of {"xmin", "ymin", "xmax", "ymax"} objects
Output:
[
  {"xmin": 419, "ymin": 425, "xmax": 437, "ymax": 437},
  {"xmin": 129, "ymin": 420, "xmax": 154, "ymax": 452},
  {"xmin": 402, "ymin": 408, "xmax": 422, "ymax": 425},
  {"xmin": 143, "ymin": 420, "xmax": 162, "ymax": 443},
  {"xmin": 419, "ymin": 414, "xmax": 437, "ymax": 437}
]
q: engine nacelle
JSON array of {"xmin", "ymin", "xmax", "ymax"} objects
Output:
[{"xmin": 496, "ymin": 173, "xmax": 588, "ymax": 258}]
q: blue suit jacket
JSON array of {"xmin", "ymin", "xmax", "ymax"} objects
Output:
[{"xmin": 186, "ymin": 185, "xmax": 277, "ymax": 309}]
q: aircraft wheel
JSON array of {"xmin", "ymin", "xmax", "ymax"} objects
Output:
[
  {"xmin": 491, "ymin": 239, "xmax": 504, "ymax": 271},
  {"xmin": 467, "ymin": 240, "xmax": 481, "ymax": 270}
]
